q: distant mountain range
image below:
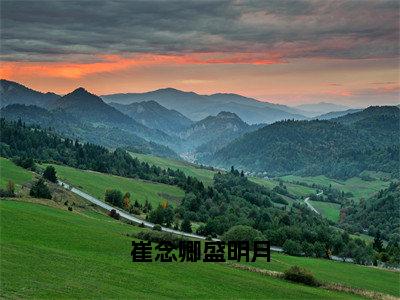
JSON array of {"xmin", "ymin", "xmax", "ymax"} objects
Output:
[
  {"xmin": 3, "ymin": 79, "xmax": 390, "ymax": 175},
  {"xmin": 295, "ymin": 102, "xmax": 351, "ymax": 117},
  {"xmin": 110, "ymin": 100, "xmax": 193, "ymax": 136},
  {"xmin": 101, "ymin": 88, "xmax": 307, "ymax": 124},
  {"xmin": 208, "ymin": 106, "xmax": 400, "ymax": 179},
  {"xmin": 180, "ymin": 111, "xmax": 261, "ymax": 160},
  {"xmin": 312, "ymin": 109, "xmax": 362, "ymax": 120},
  {"xmin": 0, "ymin": 79, "xmax": 59, "ymax": 108}
]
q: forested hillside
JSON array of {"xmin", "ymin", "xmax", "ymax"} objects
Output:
[
  {"xmin": 0, "ymin": 104, "xmax": 177, "ymax": 158},
  {"xmin": 209, "ymin": 106, "xmax": 399, "ymax": 179},
  {"xmin": 341, "ymin": 182, "xmax": 400, "ymax": 241}
]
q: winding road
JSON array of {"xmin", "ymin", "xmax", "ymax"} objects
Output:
[
  {"xmin": 58, "ymin": 180, "xmax": 211, "ymax": 240},
  {"xmin": 58, "ymin": 181, "xmax": 355, "ymax": 261}
]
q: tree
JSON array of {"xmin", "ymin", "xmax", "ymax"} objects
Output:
[
  {"xmin": 222, "ymin": 225, "xmax": 263, "ymax": 248},
  {"xmin": 181, "ymin": 217, "xmax": 192, "ymax": 233},
  {"xmin": 6, "ymin": 180, "xmax": 15, "ymax": 196},
  {"xmin": 43, "ymin": 165, "xmax": 57, "ymax": 183},
  {"xmin": 123, "ymin": 192, "xmax": 131, "ymax": 210},
  {"xmin": 105, "ymin": 189, "xmax": 123, "ymax": 207},
  {"xmin": 373, "ymin": 231, "xmax": 384, "ymax": 252},
  {"xmin": 282, "ymin": 239, "xmax": 302, "ymax": 256},
  {"xmin": 30, "ymin": 178, "xmax": 52, "ymax": 199}
]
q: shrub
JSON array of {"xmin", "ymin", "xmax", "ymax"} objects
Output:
[
  {"xmin": 29, "ymin": 178, "xmax": 52, "ymax": 199},
  {"xmin": 105, "ymin": 189, "xmax": 123, "ymax": 207},
  {"xmin": 43, "ymin": 165, "xmax": 57, "ymax": 183},
  {"xmin": 135, "ymin": 230, "xmax": 187, "ymax": 247},
  {"xmin": 221, "ymin": 225, "xmax": 264, "ymax": 248},
  {"xmin": 153, "ymin": 224, "xmax": 162, "ymax": 231},
  {"xmin": 108, "ymin": 209, "xmax": 120, "ymax": 220},
  {"xmin": 283, "ymin": 266, "xmax": 320, "ymax": 286},
  {"xmin": 13, "ymin": 157, "xmax": 36, "ymax": 170},
  {"xmin": 283, "ymin": 239, "xmax": 302, "ymax": 256},
  {"xmin": 180, "ymin": 218, "xmax": 192, "ymax": 233},
  {"xmin": 68, "ymin": 206, "xmax": 73, "ymax": 211},
  {"xmin": 0, "ymin": 180, "xmax": 16, "ymax": 197}
]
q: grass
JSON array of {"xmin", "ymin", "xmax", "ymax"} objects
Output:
[
  {"xmin": 0, "ymin": 157, "xmax": 34, "ymax": 190},
  {"xmin": 43, "ymin": 164, "xmax": 185, "ymax": 207},
  {"xmin": 281, "ymin": 175, "xmax": 391, "ymax": 201},
  {"xmin": 246, "ymin": 252, "xmax": 400, "ymax": 297},
  {"xmin": 129, "ymin": 152, "xmax": 216, "ymax": 186},
  {"xmin": 130, "ymin": 152, "xmax": 319, "ymax": 200},
  {"xmin": 308, "ymin": 200, "xmax": 341, "ymax": 222},
  {"xmin": 251, "ymin": 177, "xmax": 317, "ymax": 198},
  {"xmin": 0, "ymin": 200, "xmax": 364, "ymax": 299}
]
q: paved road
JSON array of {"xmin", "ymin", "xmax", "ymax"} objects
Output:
[
  {"xmin": 59, "ymin": 180, "xmax": 357, "ymax": 262},
  {"xmin": 304, "ymin": 197, "xmax": 320, "ymax": 214},
  {"xmin": 58, "ymin": 180, "xmax": 212, "ymax": 240}
]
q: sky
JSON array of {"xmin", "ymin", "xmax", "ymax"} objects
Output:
[{"xmin": 0, "ymin": 0, "xmax": 399, "ymax": 107}]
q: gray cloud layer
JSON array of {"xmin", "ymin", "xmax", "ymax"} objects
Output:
[{"xmin": 1, "ymin": 0, "xmax": 398, "ymax": 62}]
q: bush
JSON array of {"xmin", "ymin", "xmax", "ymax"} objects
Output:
[
  {"xmin": 108, "ymin": 209, "xmax": 120, "ymax": 220},
  {"xmin": 13, "ymin": 157, "xmax": 36, "ymax": 170},
  {"xmin": 221, "ymin": 225, "xmax": 264, "ymax": 248},
  {"xmin": 180, "ymin": 217, "xmax": 192, "ymax": 233},
  {"xmin": 105, "ymin": 189, "xmax": 123, "ymax": 207},
  {"xmin": 29, "ymin": 178, "xmax": 52, "ymax": 199},
  {"xmin": 68, "ymin": 206, "xmax": 73, "ymax": 211},
  {"xmin": 135, "ymin": 230, "xmax": 187, "ymax": 247},
  {"xmin": 283, "ymin": 266, "xmax": 320, "ymax": 286},
  {"xmin": 43, "ymin": 165, "xmax": 57, "ymax": 183},
  {"xmin": 0, "ymin": 180, "xmax": 16, "ymax": 198},
  {"xmin": 283, "ymin": 239, "xmax": 302, "ymax": 256},
  {"xmin": 153, "ymin": 224, "xmax": 162, "ymax": 231}
]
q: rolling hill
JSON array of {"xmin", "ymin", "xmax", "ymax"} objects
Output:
[
  {"xmin": 209, "ymin": 106, "xmax": 399, "ymax": 179},
  {"xmin": 0, "ymin": 104, "xmax": 178, "ymax": 158}
]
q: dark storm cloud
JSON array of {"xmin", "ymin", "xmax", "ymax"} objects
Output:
[{"xmin": 1, "ymin": 0, "xmax": 398, "ymax": 62}]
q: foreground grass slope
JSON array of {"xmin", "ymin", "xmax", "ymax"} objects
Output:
[
  {"xmin": 45, "ymin": 164, "xmax": 185, "ymax": 207},
  {"xmin": 0, "ymin": 200, "xmax": 362, "ymax": 299},
  {"xmin": 0, "ymin": 157, "xmax": 33, "ymax": 189},
  {"xmin": 248, "ymin": 252, "xmax": 399, "ymax": 297}
]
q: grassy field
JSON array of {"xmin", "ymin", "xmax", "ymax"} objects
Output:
[
  {"xmin": 308, "ymin": 200, "xmax": 341, "ymax": 222},
  {"xmin": 0, "ymin": 200, "xmax": 365, "ymax": 299},
  {"xmin": 281, "ymin": 175, "xmax": 391, "ymax": 201},
  {"xmin": 0, "ymin": 157, "xmax": 34, "ymax": 190},
  {"xmin": 130, "ymin": 152, "xmax": 318, "ymax": 199},
  {"xmin": 251, "ymin": 177, "xmax": 317, "ymax": 198},
  {"xmin": 129, "ymin": 152, "xmax": 216, "ymax": 186},
  {"xmin": 247, "ymin": 252, "xmax": 399, "ymax": 297},
  {"xmin": 44, "ymin": 164, "xmax": 185, "ymax": 207}
]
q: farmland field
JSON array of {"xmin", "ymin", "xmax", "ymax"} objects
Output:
[
  {"xmin": 0, "ymin": 157, "xmax": 34, "ymax": 190},
  {"xmin": 129, "ymin": 152, "xmax": 216, "ymax": 185},
  {"xmin": 308, "ymin": 200, "xmax": 341, "ymax": 222},
  {"xmin": 0, "ymin": 200, "xmax": 364, "ymax": 299},
  {"xmin": 280, "ymin": 175, "xmax": 391, "ymax": 201},
  {"xmin": 43, "ymin": 164, "xmax": 185, "ymax": 207}
]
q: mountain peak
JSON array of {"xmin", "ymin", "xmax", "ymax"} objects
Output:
[
  {"xmin": 216, "ymin": 111, "xmax": 241, "ymax": 119},
  {"xmin": 69, "ymin": 87, "xmax": 91, "ymax": 96}
]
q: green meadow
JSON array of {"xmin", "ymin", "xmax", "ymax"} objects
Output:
[
  {"xmin": 0, "ymin": 157, "xmax": 34, "ymax": 190},
  {"xmin": 246, "ymin": 251, "xmax": 399, "ymax": 297},
  {"xmin": 129, "ymin": 152, "xmax": 216, "ymax": 186},
  {"xmin": 130, "ymin": 152, "xmax": 318, "ymax": 198},
  {"xmin": 0, "ymin": 200, "xmax": 364, "ymax": 299},
  {"xmin": 43, "ymin": 163, "xmax": 185, "ymax": 207},
  {"xmin": 308, "ymin": 200, "xmax": 341, "ymax": 222},
  {"xmin": 281, "ymin": 175, "xmax": 391, "ymax": 201}
]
